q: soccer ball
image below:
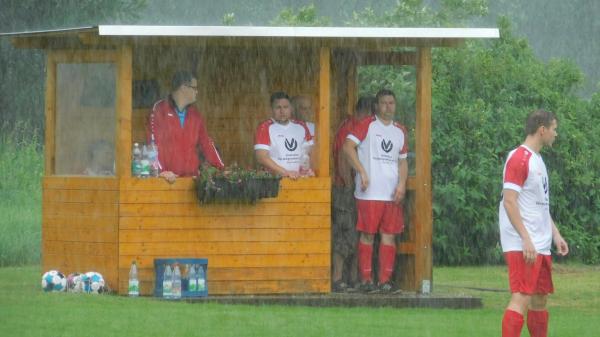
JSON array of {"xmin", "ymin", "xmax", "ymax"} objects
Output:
[
  {"xmin": 66, "ymin": 273, "xmax": 84, "ymax": 293},
  {"xmin": 81, "ymin": 271, "xmax": 106, "ymax": 294},
  {"xmin": 41, "ymin": 270, "xmax": 67, "ymax": 292}
]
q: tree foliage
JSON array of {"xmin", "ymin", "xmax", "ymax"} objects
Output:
[
  {"xmin": 270, "ymin": 3, "xmax": 331, "ymax": 26},
  {"xmin": 0, "ymin": 0, "xmax": 146, "ymax": 31},
  {"xmin": 0, "ymin": 0, "xmax": 146, "ymax": 133},
  {"xmin": 348, "ymin": 0, "xmax": 488, "ymax": 27},
  {"xmin": 431, "ymin": 18, "xmax": 600, "ymax": 264}
]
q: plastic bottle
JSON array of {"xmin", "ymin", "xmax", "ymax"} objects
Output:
[
  {"xmin": 140, "ymin": 145, "xmax": 150, "ymax": 178},
  {"xmin": 132, "ymin": 143, "xmax": 142, "ymax": 177},
  {"xmin": 181, "ymin": 264, "xmax": 189, "ymax": 292},
  {"xmin": 172, "ymin": 263, "xmax": 182, "ymax": 299},
  {"xmin": 147, "ymin": 135, "xmax": 161, "ymax": 177},
  {"xmin": 188, "ymin": 264, "xmax": 197, "ymax": 292},
  {"xmin": 162, "ymin": 264, "xmax": 173, "ymax": 299},
  {"xmin": 197, "ymin": 264, "xmax": 206, "ymax": 292},
  {"xmin": 128, "ymin": 261, "xmax": 139, "ymax": 297}
]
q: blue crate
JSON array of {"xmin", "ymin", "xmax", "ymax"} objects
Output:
[{"xmin": 154, "ymin": 258, "xmax": 208, "ymax": 298}]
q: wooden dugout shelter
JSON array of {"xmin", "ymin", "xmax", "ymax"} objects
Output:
[{"xmin": 8, "ymin": 25, "xmax": 498, "ymax": 295}]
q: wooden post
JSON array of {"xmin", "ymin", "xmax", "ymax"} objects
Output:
[
  {"xmin": 414, "ymin": 47, "xmax": 433, "ymax": 293},
  {"xmin": 116, "ymin": 45, "xmax": 133, "ymax": 178},
  {"xmin": 44, "ymin": 53, "xmax": 57, "ymax": 175},
  {"xmin": 318, "ymin": 47, "xmax": 331, "ymax": 177},
  {"xmin": 346, "ymin": 55, "xmax": 357, "ymax": 118}
]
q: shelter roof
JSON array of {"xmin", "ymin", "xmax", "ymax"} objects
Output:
[{"xmin": 4, "ymin": 25, "xmax": 499, "ymax": 49}]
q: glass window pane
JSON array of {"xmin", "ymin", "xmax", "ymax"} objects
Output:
[{"xmin": 55, "ymin": 63, "xmax": 116, "ymax": 176}]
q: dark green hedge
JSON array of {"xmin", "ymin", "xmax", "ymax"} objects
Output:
[{"xmin": 430, "ymin": 18, "xmax": 600, "ymax": 264}]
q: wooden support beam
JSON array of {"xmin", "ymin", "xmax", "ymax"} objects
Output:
[
  {"xmin": 44, "ymin": 53, "xmax": 57, "ymax": 175},
  {"xmin": 346, "ymin": 56, "xmax": 357, "ymax": 118},
  {"xmin": 116, "ymin": 45, "xmax": 133, "ymax": 178},
  {"xmin": 318, "ymin": 47, "xmax": 331, "ymax": 177},
  {"xmin": 414, "ymin": 47, "xmax": 433, "ymax": 294}
]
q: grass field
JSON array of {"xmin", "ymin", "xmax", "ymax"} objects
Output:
[
  {"xmin": 1, "ymin": 264, "xmax": 598, "ymax": 337},
  {"xmin": 0, "ymin": 122, "xmax": 43, "ymax": 267}
]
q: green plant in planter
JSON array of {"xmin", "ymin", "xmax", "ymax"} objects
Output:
[{"xmin": 195, "ymin": 164, "xmax": 281, "ymax": 204}]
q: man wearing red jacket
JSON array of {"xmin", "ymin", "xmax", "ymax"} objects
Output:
[{"xmin": 147, "ymin": 70, "xmax": 224, "ymax": 183}]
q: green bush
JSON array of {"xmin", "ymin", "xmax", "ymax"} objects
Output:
[{"xmin": 431, "ymin": 18, "xmax": 600, "ymax": 264}]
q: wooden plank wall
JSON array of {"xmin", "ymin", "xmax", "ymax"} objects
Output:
[
  {"xmin": 42, "ymin": 177, "xmax": 119, "ymax": 290},
  {"xmin": 118, "ymin": 177, "xmax": 331, "ymax": 295},
  {"xmin": 131, "ymin": 46, "xmax": 320, "ymax": 169}
]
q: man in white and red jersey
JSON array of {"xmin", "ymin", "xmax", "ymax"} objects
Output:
[
  {"xmin": 499, "ymin": 109, "xmax": 569, "ymax": 337},
  {"xmin": 331, "ymin": 96, "xmax": 375, "ymax": 292},
  {"xmin": 254, "ymin": 91, "xmax": 314, "ymax": 179},
  {"xmin": 147, "ymin": 70, "xmax": 224, "ymax": 183},
  {"xmin": 343, "ymin": 89, "xmax": 409, "ymax": 293}
]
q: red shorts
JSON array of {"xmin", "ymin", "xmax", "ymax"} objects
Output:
[
  {"xmin": 505, "ymin": 251, "xmax": 554, "ymax": 295},
  {"xmin": 355, "ymin": 199, "xmax": 404, "ymax": 234}
]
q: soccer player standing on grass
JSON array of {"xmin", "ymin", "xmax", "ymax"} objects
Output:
[
  {"xmin": 343, "ymin": 89, "xmax": 408, "ymax": 293},
  {"xmin": 499, "ymin": 109, "xmax": 569, "ymax": 337}
]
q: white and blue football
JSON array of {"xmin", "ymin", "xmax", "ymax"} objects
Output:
[
  {"xmin": 41, "ymin": 270, "xmax": 67, "ymax": 292},
  {"xmin": 81, "ymin": 271, "xmax": 106, "ymax": 294},
  {"xmin": 66, "ymin": 273, "xmax": 84, "ymax": 293}
]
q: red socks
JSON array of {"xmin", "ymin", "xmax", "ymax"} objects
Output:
[
  {"xmin": 357, "ymin": 242, "xmax": 373, "ymax": 282},
  {"xmin": 502, "ymin": 309, "xmax": 524, "ymax": 337},
  {"xmin": 378, "ymin": 244, "xmax": 396, "ymax": 284},
  {"xmin": 502, "ymin": 309, "xmax": 549, "ymax": 337},
  {"xmin": 527, "ymin": 310, "xmax": 548, "ymax": 337}
]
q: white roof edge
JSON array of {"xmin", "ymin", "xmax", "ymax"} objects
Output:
[
  {"xmin": 0, "ymin": 26, "xmax": 96, "ymax": 37},
  {"xmin": 98, "ymin": 25, "xmax": 499, "ymax": 39}
]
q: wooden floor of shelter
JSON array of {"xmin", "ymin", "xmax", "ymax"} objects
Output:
[{"xmin": 181, "ymin": 292, "xmax": 483, "ymax": 309}]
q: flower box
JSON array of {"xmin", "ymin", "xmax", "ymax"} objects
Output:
[{"xmin": 196, "ymin": 165, "xmax": 281, "ymax": 204}]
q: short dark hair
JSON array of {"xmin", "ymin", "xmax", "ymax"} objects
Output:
[
  {"xmin": 270, "ymin": 91, "xmax": 290, "ymax": 106},
  {"xmin": 355, "ymin": 96, "xmax": 376, "ymax": 114},
  {"xmin": 171, "ymin": 70, "xmax": 195, "ymax": 92},
  {"xmin": 525, "ymin": 109, "xmax": 557, "ymax": 135},
  {"xmin": 375, "ymin": 89, "xmax": 396, "ymax": 102}
]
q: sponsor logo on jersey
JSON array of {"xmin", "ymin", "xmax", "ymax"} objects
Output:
[
  {"xmin": 381, "ymin": 139, "xmax": 393, "ymax": 153},
  {"xmin": 285, "ymin": 138, "xmax": 298, "ymax": 151},
  {"xmin": 542, "ymin": 176, "xmax": 548, "ymax": 195}
]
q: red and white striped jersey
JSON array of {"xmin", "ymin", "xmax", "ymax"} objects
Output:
[
  {"xmin": 254, "ymin": 119, "xmax": 314, "ymax": 172},
  {"xmin": 347, "ymin": 115, "xmax": 409, "ymax": 201},
  {"xmin": 499, "ymin": 145, "xmax": 552, "ymax": 254}
]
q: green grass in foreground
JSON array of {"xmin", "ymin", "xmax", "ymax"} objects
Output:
[
  {"xmin": 0, "ymin": 265, "xmax": 598, "ymax": 337},
  {"xmin": 0, "ymin": 190, "xmax": 41, "ymax": 266}
]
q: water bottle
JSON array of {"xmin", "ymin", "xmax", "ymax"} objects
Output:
[
  {"xmin": 128, "ymin": 261, "xmax": 139, "ymax": 297},
  {"xmin": 132, "ymin": 143, "xmax": 142, "ymax": 177},
  {"xmin": 140, "ymin": 145, "xmax": 150, "ymax": 178},
  {"xmin": 188, "ymin": 265, "xmax": 197, "ymax": 292},
  {"xmin": 172, "ymin": 263, "xmax": 182, "ymax": 299},
  {"xmin": 147, "ymin": 135, "xmax": 161, "ymax": 177},
  {"xmin": 162, "ymin": 264, "xmax": 172, "ymax": 299},
  {"xmin": 197, "ymin": 264, "xmax": 206, "ymax": 292}
]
